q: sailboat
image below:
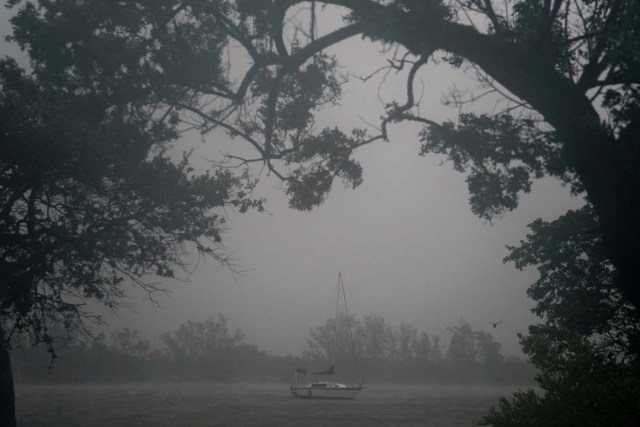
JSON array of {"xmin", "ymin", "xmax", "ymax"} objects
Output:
[{"xmin": 290, "ymin": 273, "xmax": 364, "ymax": 399}]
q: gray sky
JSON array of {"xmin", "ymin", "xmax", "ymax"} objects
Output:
[{"xmin": 1, "ymin": 5, "xmax": 583, "ymax": 357}]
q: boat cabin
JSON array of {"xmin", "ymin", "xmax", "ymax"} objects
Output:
[{"xmin": 310, "ymin": 382, "xmax": 347, "ymax": 389}]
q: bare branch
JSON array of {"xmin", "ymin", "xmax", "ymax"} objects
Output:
[
  {"xmin": 177, "ymin": 102, "xmax": 267, "ymax": 157},
  {"xmin": 283, "ymin": 22, "xmax": 366, "ymax": 70},
  {"xmin": 213, "ymin": 10, "xmax": 261, "ymax": 60},
  {"xmin": 380, "ymin": 55, "xmax": 430, "ymax": 139}
]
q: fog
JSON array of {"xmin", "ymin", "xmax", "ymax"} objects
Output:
[
  {"xmin": 97, "ymin": 36, "xmax": 582, "ymax": 357},
  {"xmin": 0, "ymin": 6, "xmax": 582, "ymax": 358},
  {"xmin": 105, "ymin": 155, "xmax": 579, "ymax": 358}
]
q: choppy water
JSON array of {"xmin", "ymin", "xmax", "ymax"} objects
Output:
[{"xmin": 15, "ymin": 383, "xmax": 521, "ymax": 426}]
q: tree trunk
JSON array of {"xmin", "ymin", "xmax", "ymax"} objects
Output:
[
  {"xmin": 0, "ymin": 323, "xmax": 16, "ymax": 427},
  {"xmin": 428, "ymin": 24, "xmax": 640, "ymax": 311},
  {"xmin": 366, "ymin": 10, "xmax": 640, "ymax": 312},
  {"xmin": 331, "ymin": 0, "xmax": 640, "ymax": 315}
]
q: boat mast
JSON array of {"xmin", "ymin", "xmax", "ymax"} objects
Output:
[
  {"xmin": 332, "ymin": 273, "xmax": 341, "ymax": 366},
  {"xmin": 340, "ymin": 273, "xmax": 361, "ymax": 383}
]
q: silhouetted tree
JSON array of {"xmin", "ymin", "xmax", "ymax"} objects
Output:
[
  {"xmin": 415, "ymin": 332, "xmax": 432, "ymax": 364},
  {"xmin": 160, "ymin": 315, "xmax": 244, "ymax": 361},
  {"xmin": 446, "ymin": 320, "xmax": 477, "ymax": 381},
  {"xmin": 111, "ymin": 328, "xmax": 151, "ymax": 360},
  {"xmin": 431, "ymin": 335, "xmax": 444, "ymax": 366},
  {"xmin": 442, "ymin": 319, "xmax": 509, "ymax": 383},
  {"xmin": 305, "ymin": 314, "xmax": 524, "ymax": 383},
  {"xmin": 396, "ymin": 323, "xmax": 419, "ymax": 362},
  {"xmin": 9, "ymin": 314, "xmax": 530, "ymax": 385},
  {"xmin": 305, "ymin": 313, "xmax": 361, "ymax": 363},
  {"xmin": 359, "ymin": 315, "xmax": 391, "ymax": 363},
  {"xmin": 479, "ymin": 206, "xmax": 640, "ymax": 426},
  {"xmin": 12, "ymin": 317, "xmax": 308, "ymax": 384},
  {"xmin": 6, "ymin": 0, "xmax": 639, "ymax": 313},
  {"xmin": 0, "ymin": 32, "xmax": 259, "ymax": 427},
  {"xmin": 474, "ymin": 331, "xmax": 504, "ymax": 380},
  {"xmin": 4, "ymin": 0, "xmax": 640, "ymax": 421}
]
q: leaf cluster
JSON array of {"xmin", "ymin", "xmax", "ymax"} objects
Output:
[
  {"xmin": 286, "ymin": 128, "xmax": 365, "ymax": 210},
  {"xmin": 160, "ymin": 314, "xmax": 245, "ymax": 361},
  {"xmin": 506, "ymin": 205, "xmax": 640, "ymax": 355},
  {"xmin": 479, "ymin": 205, "xmax": 640, "ymax": 425},
  {"xmin": 0, "ymin": 50, "xmax": 260, "ymax": 351},
  {"xmin": 478, "ymin": 333, "xmax": 640, "ymax": 426},
  {"xmin": 420, "ymin": 113, "xmax": 572, "ymax": 220}
]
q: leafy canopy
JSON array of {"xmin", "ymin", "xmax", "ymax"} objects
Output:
[
  {"xmin": 0, "ymin": 37, "xmax": 260, "ymax": 351},
  {"xmin": 4, "ymin": 0, "xmax": 640, "ymax": 338},
  {"xmin": 7, "ymin": 0, "xmax": 640, "ymax": 310},
  {"xmin": 478, "ymin": 206, "xmax": 640, "ymax": 426},
  {"xmin": 5, "ymin": 0, "xmax": 636, "ymax": 214}
]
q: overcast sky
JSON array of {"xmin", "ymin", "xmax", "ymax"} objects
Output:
[{"xmin": 1, "ymin": 4, "xmax": 583, "ymax": 357}]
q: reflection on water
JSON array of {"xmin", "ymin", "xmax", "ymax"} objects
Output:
[{"xmin": 16, "ymin": 383, "xmax": 525, "ymax": 426}]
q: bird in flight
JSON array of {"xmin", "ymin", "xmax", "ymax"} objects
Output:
[{"xmin": 492, "ymin": 320, "xmax": 503, "ymax": 328}]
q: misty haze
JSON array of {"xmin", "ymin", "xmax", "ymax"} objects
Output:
[{"xmin": 2, "ymin": 1, "xmax": 639, "ymax": 426}]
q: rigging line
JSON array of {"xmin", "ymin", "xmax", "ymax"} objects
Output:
[
  {"xmin": 332, "ymin": 273, "xmax": 341, "ymax": 366},
  {"xmin": 340, "ymin": 273, "xmax": 360, "ymax": 383}
]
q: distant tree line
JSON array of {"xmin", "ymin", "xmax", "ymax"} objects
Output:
[
  {"xmin": 304, "ymin": 315, "xmax": 534, "ymax": 384},
  {"xmin": 11, "ymin": 315, "xmax": 297, "ymax": 384},
  {"xmin": 11, "ymin": 315, "xmax": 534, "ymax": 385},
  {"xmin": 478, "ymin": 206, "xmax": 640, "ymax": 426}
]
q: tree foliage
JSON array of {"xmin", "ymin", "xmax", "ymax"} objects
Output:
[
  {"xmin": 305, "ymin": 312, "xmax": 361, "ymax": 362},
  {"xmin": 0, "ymin": 3, "xmax": 265, "ymax": 423},
  {"xmin": 478, "ymin": 206, "xmax": 640, "ymax": 426},
  {"xmin": 10, "ymin": 315, "xmax": 531, "ymax": 386},
  {"xmin": 420, "ymin": 114, "xmax": 566, "ymax": 220},
  {"xmin": 5, "ymin": 0, "xmax": 638, "ymax": 309},
  {"xmin": 12, "ymin": 317, "xmax": 298, "ymax": 384},
  {"xmin": 160, "ymin": 315, "xmax": 244, "ymax": 361},
  {"xmin": 507, "ymin": 206, "xmax": 640, "ymax": 357},
  {"xmin": 0, "ymin": 57, "xmax": 259, "ymax": 350},
  {"xmin": 305, "ymin": 314, "xmax": 525, "ymax": 383},
  {"xmin": 3, "ymin": 0, "xmax": 640, "ymax": 422}
]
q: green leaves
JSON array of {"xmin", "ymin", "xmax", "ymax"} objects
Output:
[
  {"xmin": 479, "ymin": 328, "xmax": 640, "ymax": 426},
  {"xmin": 420, "ymin": 113, "xmax": 568, "ymax": 220},
  {"xmin": 510, "ymin": 0, "xmax": 571, "ymax": 71},
  {"xmin": 4, "ymin": 0, "xmax": 639, "ymax": 376},
  {"xmin": 477, "ymin": 389, "xmax": 544, "ymax": 426},
  {"xmin": 160, "ymin": 315, "xmax": 245, "ymax": 361},
  {"xmin": 481, "ymin": 205, "xmax": 640, "ymax": 425},
  {"xmin": 504, "ymin": 205, "xmax": 639, "ymax": 349},
  {"xmin": 285, "ymin": 128, "xmax": 364, "ymax": 210},
  {"xmin": 0, "ymin": 24, "xmax": 260, "ymax": 353}
]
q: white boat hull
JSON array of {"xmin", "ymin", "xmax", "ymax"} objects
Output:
[{"xmin": 290, "ymin": 384, "xmax": 363, "ymax": 400}]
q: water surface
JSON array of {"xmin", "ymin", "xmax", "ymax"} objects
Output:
[{"xmin": 16, "ymin": 383, "xmax": 521, "ymax": 426}]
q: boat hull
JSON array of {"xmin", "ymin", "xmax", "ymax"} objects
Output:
[{"xmin": 290, "ymin": 385, "xmax": 363, "ymax": 400}]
